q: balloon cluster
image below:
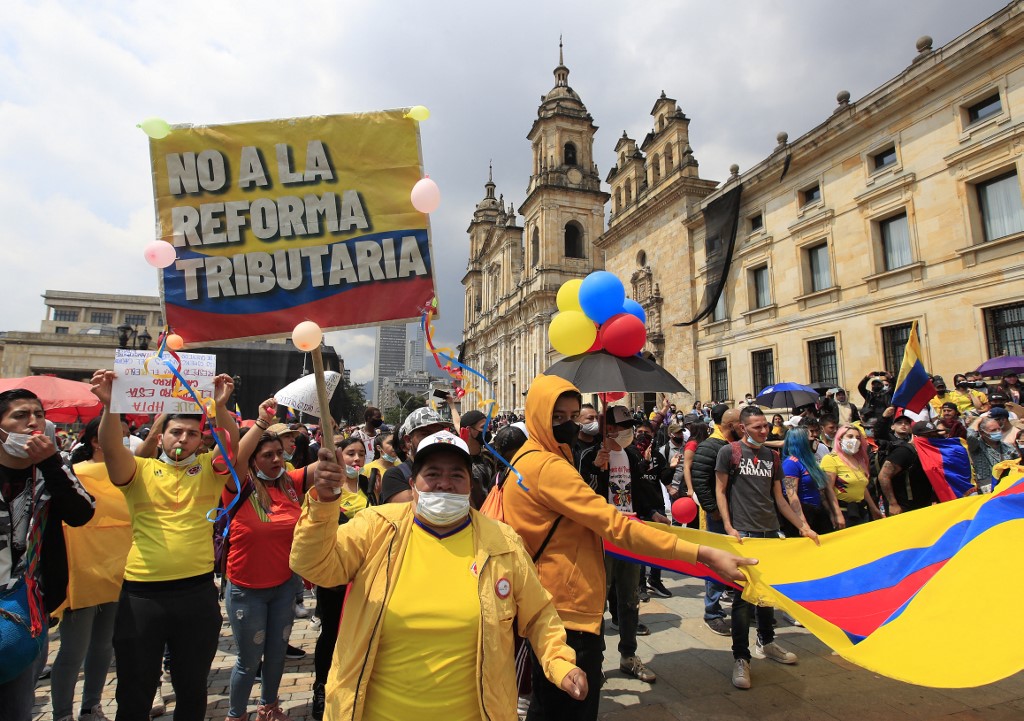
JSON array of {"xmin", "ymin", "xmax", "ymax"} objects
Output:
[{"xmin": 548, "ymin": 271, "xmax": 647, "ymax": 358}]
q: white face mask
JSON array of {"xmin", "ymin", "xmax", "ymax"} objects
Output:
[
  {"xmin": 415, "ymin": 491, "xmax": 470, "ymax": 526},
  {"xmin": 256, "ymin": 467, "xmax": 285, "ymax": 481},
  {"xmin": 1, "ymin": 429, "xmax": 32, "ymax": 458},
  {"xmin": 159, "ymin": 448, "xmax": 198, "ymax": 467},
  {"xmin": 840, "ymin": 438, "xmax": 861, "ymax": 455},
  {"xmin": 581, "ymin": 421, "xmax": 600, "ymax": 436},
  {"xmin": 614, "ymin": 429, "xmax": 634, "ymax": 449}
]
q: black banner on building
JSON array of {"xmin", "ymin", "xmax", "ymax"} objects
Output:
[{"xmin": 677, "ymin": 183, "xmax": 743, "ymax": 327}]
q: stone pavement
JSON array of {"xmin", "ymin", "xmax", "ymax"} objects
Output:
[{"xmin": 32, "ymin": 576, "xmax": 1024, "ymax": 720}]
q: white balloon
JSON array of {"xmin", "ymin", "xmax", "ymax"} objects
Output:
[{"xmin": 411, "ymin": 176, "xmax": 441, "ymax": 214}]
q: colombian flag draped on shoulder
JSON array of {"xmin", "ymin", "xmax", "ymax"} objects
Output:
[
  {"xmin": 606, "ymin": 468, "xmax": 1024, "ymax": 687},
  {"xmin": 890, "ymin": 319, "xmax": 937, "ymax": 413},
  {"xmin": 148, "ymin": 111, "xmax": 435, "ymax": 344}
]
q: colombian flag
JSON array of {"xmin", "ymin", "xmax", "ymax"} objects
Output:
[
  {"xmin": 890, "ymin": 320, "xmax": 937, "ymax": 413},
  {"xmin": 914, "ymin": 436, "xmax": 976, "ymax": 501},
  {"xmin": 604, "ymin": 468, "xmax": 1024, "ymax": 687}
]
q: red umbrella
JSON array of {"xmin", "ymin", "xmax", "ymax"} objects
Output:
[{"xmin": 0, "ymin": 375, "xmax": 102, "ymax": 423}]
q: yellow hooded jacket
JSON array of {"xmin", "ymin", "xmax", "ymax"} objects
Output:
[
  {"xmin": 502, "ymin": 374, "xmax": 702, "ymax": 634},
  {"xmin": 289, "ymin": 499, "xmax": 576, "ymax": 721}
]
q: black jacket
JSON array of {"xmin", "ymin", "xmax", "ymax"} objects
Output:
[
  {"xmin": 577, "ymin": 444, "xmax": 663, "ymax": 520},
  {"xmin": 690, "ymin": 436, "xmax": 729, "ymax": 514},
  {"xmin": 0, "ymin": 454, "xmax": 95, "ymax": 614}
]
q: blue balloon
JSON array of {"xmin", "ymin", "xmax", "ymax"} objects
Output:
[
  {"xmin": 579, "ymin": 271, "xmax": 626, "ymax": 324},
  {"xmin": 622, "ymin": 298, "xmax": 646, "ymax": 325}
]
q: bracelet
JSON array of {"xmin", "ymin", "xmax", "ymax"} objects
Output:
[{"xmin": 255, "ymin": 421, "xmax": 269, "ymax": 430}]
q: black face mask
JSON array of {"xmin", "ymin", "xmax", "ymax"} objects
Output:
[
  {"xmin": 478, "ymin": 429, "xmax": 492, "ymax": 445},
  {"xmin": 370, "ymin": 417, "xmax": 383, "ymax": 429},
  {"xmin": 552, "ymin": 420, "xmax": 580, "ymax": 446}
]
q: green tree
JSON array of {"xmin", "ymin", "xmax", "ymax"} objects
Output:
[
  {"xmin": 383, "ymin": 390, "xmax": 427, "ymax": 427},
  {"xmin": 335, "ymin": 376, "xmax": 367, "ymax": 427}
]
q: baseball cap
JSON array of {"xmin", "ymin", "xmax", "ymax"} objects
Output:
[
  {"xmin": 912, "ymin": 420, "xmax": 939, "ymax": 436},
  {"xmin": 989, "ymin": 391, "xmax": 1010, "ymax": 404},
  {"xmin": 931, "ymin": 375, "xmax": 946, "ymax": 388},
  {"xmin": 606, "ymin": 405, "xmax": 638, "ymax": 427},
  {"xmin": 892, "ymin": 411, "xmax": 912, "ymax": 423},
  {"xmin": 940, "ymin": 402, "xmax": 959, "ymax": 413},
  {"xmin": 989, "ymin": 407, "xmax": 1010, "ymax": 420},
  {"xmin": 266, "ymin": 423, "xmax": 300, "ymax": 436},
  {"xmin": 399, "ymin": 407, "xmax": 450, "ymax": 439},
  {"xmin": 667, "ymin": 422, "xmax": 683, "ymax": 435},
  {"xmin": 459, "ymin": 409, "xmax": 487, "ymax": 428},
  {"xmin": 415, "ymin": 430, "xmax": 472, "ymax": 466}
]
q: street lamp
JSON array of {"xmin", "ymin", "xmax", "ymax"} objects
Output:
[{"xmin": 117, "ymin": 324, "xmax": 152, "ymax": 350}]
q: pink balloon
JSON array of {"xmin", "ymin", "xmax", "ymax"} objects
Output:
[
  {"xmin": 411, "ymin": 176, "xmax": 441, "ymax": 214},
  {"xmin": 144, "ymin": 240, "xmax": 177, "ymax": 268},
  {"xmin": 671, "ymin": 497, "xmax": 698, "ymax": 525}
]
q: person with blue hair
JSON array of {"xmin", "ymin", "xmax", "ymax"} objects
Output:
[{"xmin": 780, "ymin": 427, "xmax": 840, "ymax": 534}]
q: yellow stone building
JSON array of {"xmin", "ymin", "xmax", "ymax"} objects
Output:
[{"xmin": 464, "ymin": 5, "xmax": 1024, "ymax": 408}]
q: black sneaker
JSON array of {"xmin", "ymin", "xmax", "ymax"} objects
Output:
[
  {"xmin": 648, "ymin": 580, "xmax": 672, "ymax": 598},
  {"xmin": 286, "ymin": 644, "xmax": 306, "ymax": 659},
  {"xmin": 704, "ymin": 617, "xmax": 731, "ymax": 636},
  {"xmin": 311, "ymin": 682, "xmax": 326, "ymax": 721},
  {"xmin": 636, "ymin": 623, "xmax": 651, "ymax": 636},
  {"xmin": 638, "ymin": 587, "xmax": 650, "ymax": 603}
]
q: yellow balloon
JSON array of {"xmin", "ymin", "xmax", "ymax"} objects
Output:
[
  {"xmin": 548, "ymin": 311, "xmax": 597, "ymax": 357},
  {"xmin": 405, "ymin": 105, "xmax": 430, "ymax": 122},
  {"xmin": 556, "ymin": 279, "xmax": 584, "ymax": 313},
  {"xmin": 137, "ymin": 117, "xmax": 172, "ymax": 139}
]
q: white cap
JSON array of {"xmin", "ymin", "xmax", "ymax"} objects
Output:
[{"xmin": 415, "ymin": 430, "xmax": 471, "ymax": 464}]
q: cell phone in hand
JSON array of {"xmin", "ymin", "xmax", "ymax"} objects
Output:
[{"xmin": 432, "ymin": 388, "xmax": 451, "ymax": 400}]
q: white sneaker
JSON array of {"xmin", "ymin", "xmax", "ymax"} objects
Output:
[
  {"xmin": 754, "ymin": 640, "xmax": 797, "ymax": 664},
  {"xmin": 309, "ymin": 615, "xmax": 321, "ymax": 631},
  {"xmin": 732, "ymin": 658, "xmax": 751, "ymax": 689},
  {"xmin": 294, "ymin": 602, "xmax": 310, "ymax": 619}
]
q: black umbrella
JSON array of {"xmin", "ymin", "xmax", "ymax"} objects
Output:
[{"xmin": 544, "ymin": 350, "xmax": 689, "ymax": 394}]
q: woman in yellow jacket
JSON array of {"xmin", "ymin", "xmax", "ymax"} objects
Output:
[
  {"xmin": 51, "ymin": 419, "xmax": 133, "ymax": 721},
  {"xmin": 290, "ymin": 430, "xmax": 587, "ymax": 721}
]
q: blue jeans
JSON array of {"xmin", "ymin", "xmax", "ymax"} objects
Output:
[
  {"xmin": 51, "ymin": 602, "xmax": 118, "ymax": 718},
  {"xmin": 731, "ymin": 529, "xmax": 783, "ymax": 660},
  {"xmin": 704, "ymin": 516, "xmax": 730, "ymax": 621},
  {"xmin": 225, "ymin": 579, "xmax": 295, "ymax": 717}
]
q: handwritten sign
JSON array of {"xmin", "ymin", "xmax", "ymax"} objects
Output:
[{"xmin": 111, "ymin": 349, "xmax": 216, "ymax": 414}]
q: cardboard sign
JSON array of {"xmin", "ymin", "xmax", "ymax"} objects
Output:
[
  {"xmin": 275, "ymin": 371, "xmax": 341, "ymax": 418},
  {"xmin": 111, "ymin": 349, "xmax": 216, "ymax": 414},
  {"xmin": 148, "ymin": 110, "xmax": 436, "ymax": 345}
]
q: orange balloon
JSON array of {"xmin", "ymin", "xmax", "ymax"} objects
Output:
[{"xmin": 166, "ymin": 334, "xmax": 184, "ymax": 350}]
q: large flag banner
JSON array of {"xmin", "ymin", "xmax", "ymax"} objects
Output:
[
  {"xmin": 890, "ymin": 319, "xmax": 937, "ymax": 412},
  {"xmin": 605, "ymin": 468, "xmax": 1024, "ymax": 688},
  {"xmin": 913, "ymin": 436, "xmax": 976, "ymax": 501},
  {"xmin": 148, "ymin": 111, "xmax": 435, "ymax": 345}
]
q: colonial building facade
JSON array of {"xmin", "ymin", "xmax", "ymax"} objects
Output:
[
  {"xmin": 461, "ymin": 48, "xmax": 608, "ymax": 412},
  {"xmin": 463, "ymin": 4, "xmax": 1024, "ymax": 408}
]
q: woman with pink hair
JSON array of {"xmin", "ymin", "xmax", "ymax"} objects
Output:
[{"xmin": 820, "ymin": 425, "xmax": 883, "ymax": 528}]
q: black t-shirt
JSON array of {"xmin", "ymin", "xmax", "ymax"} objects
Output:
[
  {"xmin": 715, "ymin": 443, "xmax": 782, "ymax": 532},
  {"xmin": 884, "ymin": 443, "xmax": 936, "ymax": 510}
]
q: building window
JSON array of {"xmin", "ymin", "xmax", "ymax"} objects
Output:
[
  {"xmin": 872, "ymin": 145, "xmax": 897, "ymax": 171},
  {"xmin": 808, "ymin": 337, "xmax": 838, "ymax": 387},
  {"xmin": 124, "ymin": 313, "xmax": 147, "ymax": 326},
  {"xmin": 711, "ymin": 291, "xmax": 727, "ymax": 322},
  {"xmin": 614, "ymin": 188, "xmax": 622, "ymax": 213},
  {"xmin": 751, "ymin": 349, "xmax": 775, "ymax": 394},
  {"xmin": 710, "ymin": 358, "xmax": 729, "ymax": 402},
  {"xmin": 807, "ymin": 243, "xmax": 832, "ymax": 292},
  {"xmin": 665, "ymin": 143, "xmax": 674, "ymax": 172},
  {"xmin": 90, "ymin": 311, "xmax": 113, "ymax": 325},
  {"xmin": 752, "ymin": 266, "xmax": 770, "ymax": 309},
  {"xmin": 976, "ymin": 171, "xmax": 1024, "ymax": 242},
  {"xmin": 651, "ymin": 153, "xmax": 661, "ymax": 184},
  {"xmin": 881, "ymin": 323, "xmax": 913, "ymax": 375},
  {"xmin": 749, "ymin": 213, "xmax": 763, "ymax": 232},
  {"xmin": 563, "ymin": 142, "xmax": 577, "ymax": 167},
  {"xmin": 53, "ymin": 309, "xmax": 78, "ymax": 322},
  {"xmin": 625, "ymin": 180, "xmax": 632, "ymax": 205},
  {"xmin": 985, "ymin": 301, "xmax": 1024, "ymax": 357},
  {"xmin": 880, "ymin": 212, "xmax": 913, "ymax": 270},
  {"xmin": 800, "ymin": 183, "xmax": 821, "ymax": 207},
  {"xmin": 531, "ymin": 229, "xmax": 539, "ymax": 267},
  {"xmin": 153, "ymin": 314, "xmax": 163, "ymax": 326},
  {"xmin": 564, "ymin": 222, "xmax": 585, "ymax": 259},
  {"xmin": 55, "ymin": 326, "xmax": 69, "ymax": 335},
  {"xmin": 967, "ymin": 92, "xmax": 1001, "ymax": 124}
]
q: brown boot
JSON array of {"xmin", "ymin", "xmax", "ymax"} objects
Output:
[{"xmin": 255, "ymin": 701, "xmax": 292, "ymax": 721}]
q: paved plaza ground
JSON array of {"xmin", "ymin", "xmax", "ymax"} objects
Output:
[{"xmin": 32, "ymin": 574, "xmax": 1024, "ymax": 720}]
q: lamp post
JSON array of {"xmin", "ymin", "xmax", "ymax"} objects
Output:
[{"xmin": 117, "ymin": 324, "xmax": 152, "ymax": 350}]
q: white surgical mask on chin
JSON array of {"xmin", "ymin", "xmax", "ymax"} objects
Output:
[
  {"xmin": 160, "ymin": 448, "xmax": 198, "ymax": 467},
  {"xmin": 256, "ymin": 467, "xmax": 286, "ymax": 481},
  {"xmin": 1, "ymin": 429, "xmax": 32, "ymax": 458},
  {"xmin": 415, "ymin": 491, "xmax": 470, "ymax": 526}
]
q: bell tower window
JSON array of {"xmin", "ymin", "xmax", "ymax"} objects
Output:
[
  {"xmin": 564, "ymin": 142, "xmax": 577, "ymax": 167},
  {"xmin": 564, "ymin": 222, "xmax": 584, "ymax": 259},
  {"xmin": 531, "ymin": 228, "xmax": 540, "ymax": 267}
]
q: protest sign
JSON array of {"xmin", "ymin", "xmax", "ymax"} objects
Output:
[
  {"xmin": 111, "ymin": 349, "xmax": 216, "ymax": 414},
  {"xmin": 274, "ymin": 371, "xmax": 341, "ymax": 418},
  {"xmin": 148, "ymin": 110, "xmax": 436, "ymax": 344}
]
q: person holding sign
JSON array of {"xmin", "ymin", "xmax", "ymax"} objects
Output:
[
  {"xmin": 290, "ymin": 430, "xmax": 588, "ymax": 721},
  {"xmin": 89, "ymin": 368, "xmax": 240, "ymax": 721}
]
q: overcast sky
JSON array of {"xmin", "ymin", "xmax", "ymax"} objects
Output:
[{"xmin": 0, "ymin": 0, "xmax": 1009, "ymax": 385}]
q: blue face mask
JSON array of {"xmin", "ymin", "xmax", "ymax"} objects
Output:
[
  {"xmin": 745, "ymin": 435, "xmax": 764, "ymax": 449},
  {"xmin": 345, "ymin": 465, "xmax": 359, "ymax": 479},
  {"xmin": 989, "ymin": 431, "xmax": 1005, "ymax": 442},
  {"xmin": 382, "ymin": 453, "xmax": 397, "ymax": 464}
]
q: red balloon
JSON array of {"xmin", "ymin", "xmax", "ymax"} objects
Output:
[
  {"xmin": 587, "ymin": 324, "xmax": 603, "ymax": 352},
  {"xmin": 671, "ymin": 497, "xmax": 698, "ymax": 525},
  {"xmin": 599, "ymin": 313, "xmax": 647, "ymax": 357},
  {"xmin": 598, "ymin": 391, "xmax": 626, "ymax": 403}
]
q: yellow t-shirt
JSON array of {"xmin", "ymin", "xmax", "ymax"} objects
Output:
[
  {"xmin": 820, "ymin": 453, "xmax": 869, "ymax": 503},
  {"xmin": 338, "ymin": 487, "xmax": 368, "ymax": 520},
  {"xmin": 121, "ymin": 454, "xmax": 223, "ymax": 581},
  {"xmin": 363, "ymin": 521, "xmax": 481, "ymax": 721}
]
